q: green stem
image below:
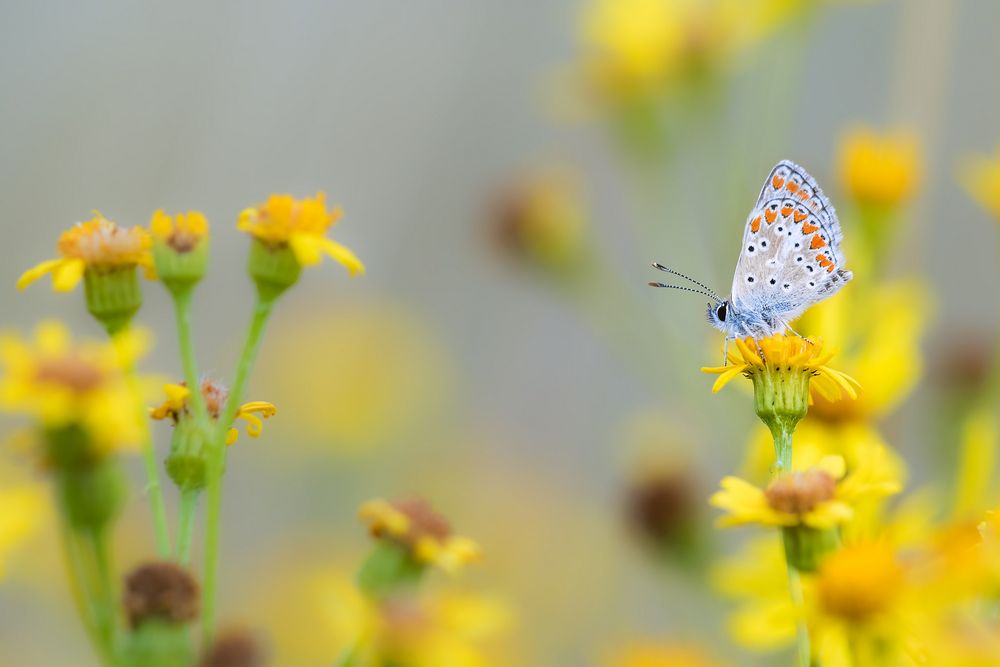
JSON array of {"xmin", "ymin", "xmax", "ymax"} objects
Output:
[
  {"xmin": 172, "ymin": 287, "xmax": 210, "ymax": 424},
  {"xmin": 201, "ymin": 295, "xmax": 275, "ymax": 643},
  {"xmin": 59, "ymin": 520, "xmax": 105, "ymax": 660},
  {"xmin": 176, "ymin": 489, "xmax": 199, "ymax": 565},
  {"xmin": 786, "ymin": 562, "xmax": 812, "ymax": 667},
  {"xmin": 121, "ymin": 358, "xmax": 171, "ymax": 557},
  {"xmin": 772, "ymin": 426, "xmax": 794, "ymax": 475}
]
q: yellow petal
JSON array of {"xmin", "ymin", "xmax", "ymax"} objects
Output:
[
  {"xmin": 711, "ymin": 365, "xmax": 747, "ymax": 393},
  {"xmin": 16, "ymin": 259, "xmax": 62, "ymax": 290},
  {"xmin": 804, "ymin": 501, "xmax": 853, "ymax": 529},
  {"xmin": 319, "ymin": 238, "xmax": 365, "ymax": 276},
  {"xmin": 816, "ymin": 455, "xmax": 846, "ymax": 480},
  {"xmin": 52, "ymin": 259, "xmax": 86, "ymax": 292},
  {"xmin": 288, "ymin": 233, "xmax": 325, "ymax": 267},
  {"xmin": 226, "ymin": 428, "xmax": 238, "ymax": 446}
]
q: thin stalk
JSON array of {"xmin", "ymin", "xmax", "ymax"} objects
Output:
[
  {"xmin": 176, "ymin": 489, "xmax": 199, "ymax": 565},
  {"xmin": 172, "ymin": 287, "xmax": 210, "ymax": 424},
  {"xmin": 59, "ymin": 520, "xmax": 104, "ymax": 658},
  {"xmin": 786, "ymin": 563, "xmax": 812, "ymax": 667},
  {"xmin": 201, "ymin": 295, "xmax": 274, "ymax": 643},
  {"xmin": 119, "ymin": 351, "xmax": 171, "ymax": 557}
]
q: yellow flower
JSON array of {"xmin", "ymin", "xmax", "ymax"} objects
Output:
[
  {"xmin": 602, "ymin": 641, "xmax": 721, "ymax": 667},
  {"xmin": 359, "ymin": 498, "xmax": 482, "ymax": 575},
  {"xmin": 0, "ymin": 481, "xmax": 46, "ymax": 582},
  {"xmin": 237, "ymin": 192, "xmax": 364, "ymax": 275},
  {"xmin": 0, "ymin": 321, "xmax": 144, "ymax": 457},
  {"xmin": 837, "ymin": 126, "xmax": 922, "ymax": 208},
  {"xmin": 799, "ymin": 279, "xmax": 928, "ymax": 421},
  {"xmin": 958, "ymin": 142, "xmax": 1000, "ymax": 221},
  {"xmin": 711, "ymin": 454, "xmax": 898, "ymax": 529},
  {"xmin": 701, "ymin": 335, "xmax": 860, "ymax": 402},
  {"xmin": 149, "ymin": 209, "xmax": 208, "ymax": 252},
  {"xmin": 17, "ymin": 214, "xmax": 154, "ymax": 292},
  {"xmin": 491, "ymin": 165, "xmax": 587, "ymax": 273},
  {"xmin": 149, "ymin": 380, "xmax": 276, "ymax": 445}
]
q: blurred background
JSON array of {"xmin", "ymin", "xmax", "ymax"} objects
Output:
[{"xmin": 2, "ymin": 0, "xmax": 1000, "ymax": 665}]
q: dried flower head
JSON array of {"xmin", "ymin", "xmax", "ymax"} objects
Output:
[{"xmin": 124, "ymin": 561, "xmax": 200, "ymax": 628}]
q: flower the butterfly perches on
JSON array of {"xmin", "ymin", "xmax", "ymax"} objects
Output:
[{"xmin": 701, "ymin": 335, "xmax": 860, "ymax": 404}]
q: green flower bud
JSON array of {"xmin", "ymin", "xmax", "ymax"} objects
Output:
[
  {"xmin": 247, "ymin": 240, "xmax": 301, "ymax": 302},
  {"xmin": 84, "ymin": 266, "xmax": 143, "ymax": 335}
]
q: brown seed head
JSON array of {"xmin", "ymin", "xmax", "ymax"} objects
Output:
[
  {"xmin": 124, "ymin": 561, "xmax": 200, "ymax": 628},
  {"xmin": 35, "ymin": 356, "xmax": 105, "ymax": 393},
  {"xmin": 200, "ymin": 630, "xmax": 266, "ymax": 667}
]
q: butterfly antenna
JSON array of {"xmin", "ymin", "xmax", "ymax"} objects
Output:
[
  {"xmin": 651, "ymin": 263, "xmax": 721, "ymax": 299},
  {"xmin": 648, "ymin": 282, "xmax": 722, "ymax": 304}
]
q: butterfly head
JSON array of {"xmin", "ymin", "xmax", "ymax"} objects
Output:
[{"xmin": 706, "ymin": 300, "xmax": 734, "ymax": 334}]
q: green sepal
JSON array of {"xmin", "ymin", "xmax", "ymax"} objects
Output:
[
  {"xmin": 121, "ymin": 618, "xmax": 194, "ymax": 667},
  {"xmin": 782, "ymin": 524, "xmax": 841, "ymax": 573},
  {"xmin": 153, "ymin": 238, "xmax": 209, "ymax": 295},
  {"xmin": 84, "ymin": 266, "xmax": 142, "ymax": 335},
  {"xmin": 247, "ymin": 239, "xmax": 301, "ymax": 302},
  {"xmin": 56, "ymin": 460, "xmax": 125, "ymax": 530},
  {"xmin": 356, "ymin": 541, "xmax": 425, "ymax": 598},
  {"xmin": 165, "ymin": 419, "xmax": 214, "ymax": 492}
]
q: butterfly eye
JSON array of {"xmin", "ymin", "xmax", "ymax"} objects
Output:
[{"xmin": 716, "ymin": 304, "xmax": 727, "ymax": 322}]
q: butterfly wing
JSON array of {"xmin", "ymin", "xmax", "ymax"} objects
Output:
[{"xmin": 730, "ymin": 160, "xmax": 851, "ymax": 325}]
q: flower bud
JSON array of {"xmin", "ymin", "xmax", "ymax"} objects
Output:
[
  {"xmin": 55, "ymin": 459, "xmax": 125, "ymax": 530},
  {"xmin": 150, "ymin": 210, "xmax": 210, "ymax": 295},
  {"xmin": 200, "ymin": 630, "xmax": 266, "ymax": 667},
  {"xmin": 246, "ymin": 240, "xmax": 302, "ymax": 302}
]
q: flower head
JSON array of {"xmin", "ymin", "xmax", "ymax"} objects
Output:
[
  {"xmin": 237, "ymin": 193, "xmax": 364, "ymax": 275},
  {"xmin": 711, "ymin": 455, "xmax": 899, "ymax": 530},
  {"xmin": 18, "ymin": 214, "xmax": 153, "ymax": 292},
  {"xmin": 150, "ymin": 210, "xmax": 208, "ymax": 253},
  {"xmin": 837, "ymin": 126, "xmax": 922, "ymax": 208},
  {"xmin": 816, "ymin": 542, "xmax": 903, "ymax": 621},
  {"xmin": 359, "ymin": 498, "xmax": 482, "ymax": 575},
  {"xmin": 0, "ymin": 321, "xmax": 144, "ymax": 459},
  {"xmin": 958, "ymin": 142, "xmax": 1000, "ymax": 222},
  {"xmin": 150, "ymin": 380, "xmax": 276, "ymax": 445},
  {"xmin": 701, "ymin": 336, "xmax": 860, "ymax": 402}
]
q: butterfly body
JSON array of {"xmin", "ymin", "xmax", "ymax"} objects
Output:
[{"xmin": 653, "ymin": 160, "xmax": 852, "ymax": 342}]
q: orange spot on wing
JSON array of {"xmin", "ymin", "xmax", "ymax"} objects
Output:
[
  {"xmin": 765, "ymin": 209, "xmax": 777, "ymax": 223},
  {"xmin": 797, "ymin": 191, "xmax": 810, "ymax": 201},
  {"xmin": 750, "ymin": 216, "xmax": 761, "ymax": 232},
  {"xmin": 781, "ymin": 205, "xmax": 793, "ymax": 217},
  {"xmin": 801, "ymin": 222, "xmax": 818, "ymax": 234},
  {"xmin": 810, "ymin": 235, "xmax": 827, "ymax": 249},
  {"xmin": 772, "ymin": 175, "xmax": 785, "ymax": 189},
  {"xmin": 786, "ymin": 182, "xmax": 799, "ymax": 193},
  {"xmin": 816, "ymin": 255, "xmax": 831, "ymax": 266},
  {"xmin": 827, "ymin": 264, "xmax": 835, "ymax": 273},
  {"xmin": 793, "ymin": 210, "xmax": 807, "ymax": 222}
]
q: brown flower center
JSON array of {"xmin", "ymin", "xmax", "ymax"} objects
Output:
[
  {"xmin": 35, "ymin": 357, "xmax": 105, "ymax": 392},
  {"xmin": 764, "ymin": 469, "xmax": 837, "ymax": 514},
  {"xmin": 393, "ymin": 498, "xmax": 451, "ymax": 542}
]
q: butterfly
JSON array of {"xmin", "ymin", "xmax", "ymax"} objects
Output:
[{"xmin": 650, "ymin": 160, "xmax": 852, "ymax": 346}]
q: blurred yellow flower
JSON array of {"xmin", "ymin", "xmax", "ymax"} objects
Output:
[
  {"xmin": 238, "ymin": 192, "xmax": 364, "ymax": 275},
  {"xmin": 149, "ymin": 209, "xmax": 208, "ymax": 252},
  {"xmin": 17, "ymin": 215, "xmax": 154, "ymax": 292},
  {"xmin": 799, "ymin": 279, "xmax": 928, "ymax": 421},
  {"xmin": 701, "ymin": 335, "xmax": 860, "ymax": 402},
  {"xmin": 959, "ymin": 142, "xmax": 1000, "ymax": 221},
  {"xmin": 0, "ymin": 321, "xmax": 144, "ymax": 457},
  {"xmin": 0, "ymin": 482, "xmax": 46, "ymax": 581},
  {"xmin": 149, "ymin": 380, "xmax": 276, "ymax": 445},
  {"xmin": 837, "ymin": 126, "xmax": 922, "ymax": 208},
  {"xmin": 260, "ymin": 302, "xmax": 452, "ymax": 451},
  {"xmin": 711, "ymin": 454, "xmax": 899, "ymax": 529},
  {"xmin": 602, "ymin": 641, "xmax": 721, "ymax": 667},
  {"xmin": 491, "ymin": 165, "xmax": 588, "ymax": 273},
  {"xmin": 359, "ymin": 498, "xmax": 482, "ymax": 575}
]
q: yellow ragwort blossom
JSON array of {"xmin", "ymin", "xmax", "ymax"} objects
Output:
[
  {"xmin": 958, "ymin": 142, "xmax": 1000, "ymax": 222},
  {"xmin": 602, "ymin": 641, "xmax": 720, "ymax": 667},
  {"xmin": 0, "ymin": 321, "xmax": 145, "ymax": 456},
  {"xmin": 18, "ymin": 214, "xmax": 154, "ymax": 292},
  {"xmin": 711, "ymin": 454, "xmax": 899, "ymax": 530},
  {"xmin": 0, "ymin": 482, "xmax": 46, "ymax": 581},
  {"xmin": 149, "ymin": 209, "xmax": 209, "ymax": 252},
  {"xmin": 701, "ymin": 335, "xmax": 860, "ymax": 402},
  {"xmin": 359, "ymin": 498, "xmax": 482, "ymax": 575},
  {"xmin": 837, "ymin": 126, "xmax": 922, "ymax": 208},
  {"xmin": 149, "ymin": 380, "xmax": 276, "ymax": 445},
  {"xmin": 237, "ymin": 193, "xmax": 364, "ymax": 275}
]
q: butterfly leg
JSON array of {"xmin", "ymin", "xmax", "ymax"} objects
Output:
[
  {"xmin": 722, "ymin": 336, "xmax": 731, "ymax": 366},
  {"xmin": 781, "ymin": 321, "xmax": 815, "ymax": 346}
]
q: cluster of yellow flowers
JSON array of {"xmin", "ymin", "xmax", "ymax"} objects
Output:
[{"xmin": 0, "ymin": 194, "xmax": 501, "ymax": 667}]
